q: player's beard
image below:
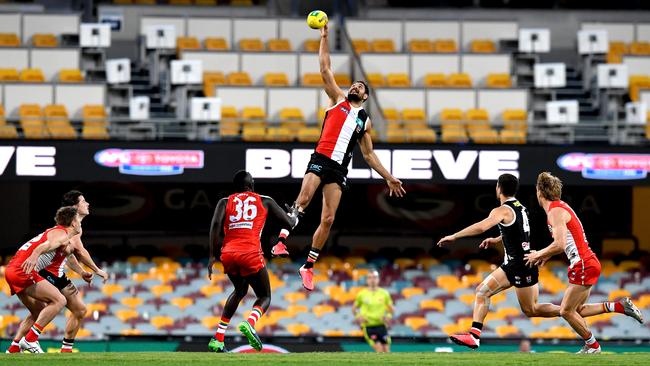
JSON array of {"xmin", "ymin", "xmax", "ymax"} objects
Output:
[{"xmin": 347, "ymin": 92, "xmax": 363, "ymax": 103}]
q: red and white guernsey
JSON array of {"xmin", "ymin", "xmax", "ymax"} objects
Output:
[
  {"xmin": 547, "ymin": 200, "xmax": 595, "ymax": 266},
  {"xmin": 8, "ymin": 226, "xmax": 68, "ymax": 271},
  {"xmin": 36, "ymin": 245, "xmax": 69, "ymax": 277},
  {"xmin": 222, "ymin": 192, "xmax": 268, "ymax": 254},
  {"xmin": 316, "ymin": 98, "xmax": 369, "ymax": 166}
]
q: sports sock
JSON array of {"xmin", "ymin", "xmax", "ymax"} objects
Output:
[
  {"xmin": 246, "ymin": 306, "xmax": 264, "ymax": 328},
  {"xmin": 603, "ymin": 301, "xmax": 625, "ymax": 314},
  {"xmin": 214, "ymin": 317, "xmax": 230, "ymax": 342},
  {"xmin": 61, "ymin": 338, "xmax": 74, "ymax": 352},
  {"xmin": 7, "ymin": 339, "xmax": 20, "ymax": 353},
  {"xmin": 25, "ymin": 323, "xmax": 43, "ymax": 343},
  {"xmin": 304, "ymin": 247, "xmax": 320, "ymax": 269},
  {"xmin": 470, "ymin": 322, "xmax": 483, "ymax": 339},
  {"xmin": 584, "ymin": 332, "xmax": 600, "ymax": 348}
]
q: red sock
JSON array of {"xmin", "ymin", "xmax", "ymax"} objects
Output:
[
  {"xmin": 614, "ymin": 302, "xmax": 625, "ymax": 314},
  {"xmin": 603, "ymin": 301, "xmax": 625, "ymax": 314},
  {"xmin": 214, "ymin": 317, "xmax": 230, "ymax": 342},
  {"xmin": 584, "ymin": 332, "xmax": 600, "ymax": 349},
  {"xmin": 7, "ymin": 339, "xmax": 21, "ymax": 353},
  {"xmin": 25, "ymin": 323, "xmax": 43, "ymax": 342},
  {"xmin": 247, "ymin": 306, "xmax": 264, "ymax": 328}
]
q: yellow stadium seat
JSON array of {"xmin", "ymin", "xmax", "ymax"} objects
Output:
[
  {"xmin": 151, "ymin": 284, "xmax": 173, "ymax": 298},
  {"xmin": 402, "ymin": 108, "xmax": 427, "ymax": 128},
  {"xmin": 0, "ymin": 33, "xmax": 20, "ymax": 47},
  {"xmin": 370, "ymin": 39, "xmax": 396, "ymax": 53},
  {"xmin": 609, "ymin": 41, "xmax": 628, "ymax": 55},
  {"xmin": 630, "ymin": 41, "xmax": 650, "ymax": 55},
  {"xmin": 266, "ymin": 126, "xmax": 293, "ymax": 142},
  {"xmin": 386, "ymin": 73, "xmax": 410, "ymax": 87},
  {"xmin": 127, "ymin": 256, "xmax": 147, "ymax": 265},
  {"xmin": 420, "ymin": 298, "xmax": 444, "ymax": 311},
  {"xmin": 366, "ymin": 73, "xmax": 385, "ymax": 88},
  {"xmin": 20, "ymin": 68, "xmax": 45, "ymax": 82},
  {"xmin": 171, "ymin": 297, "xmax": 193, "ymax": 310},
  {"xmin": 470, "ymin": 39, "xmax": 496, "ymax": 53},
  {"xmin": 383, "ymin": 108, "xmax": 401, "ymax": 128},
  {"xmin": 169, "ymin": 0, "xmax": 192, "ymax": 5},
  {"xmin": 200, "ymin": 284, "xmax": 223, "ymax": 297},
  {"xmin": 629, "ymin": 75, "xmax": 650, "ymax": 102},
  {"xmin": 121, "ymin": 297, "xmax": 144, "ymax": 308},
  {"xmin": 284, "ymin": 291, "xmax": 307, "ymax": 304},
  {"xmin": 279, "ymin": 108, "xmax": 305, "ymax": 131},
  {"xmin": 433, "ymin": 39, "xmax": 458, "ymax": 53},
  {"xmin": 120, "ymin": 329, "xmax": 142, "ymax": 336},
  {"xmin": 83, "ymin": 104, "xmax": 108, "ymax": 123},
  {"xmin": 496, "ymin": 325, "xmax": 520, "ymax": 337},
  {"xmin": 334, "ymin": 73, "xmax": 352, "ymax": 87},
  {"xmin": 195, "ymin": 0, "xmax": 217, "ymax": 5},
  {"xmin": 59, "ymin": 69, "xmax": 84, "ymax": 83},
  {"xmin": 636, "ymin": 294, "xmax": 650, "ymax": 309},
  {"xmin": 409, "ymin": 39, "xmax": 434, "ymax": 53},
  {"xmin": 448, "ymin": 73, "xmax": 472, "ymax": 88},
  {"xmin": 286, "ymin": 323, "xmax": 310, "ymax": 336},
  {"xmin": 324, "ymin": 329, "xmax": 345, "ymax": 337},
  {"xmin": 486, "ymin": 73, "xmax": 512, "ymax": 88},
  {"xmin": 239, "ymin": 38, "xmax": 264, "ymax": 51},
  {"xmin": 404, "ymin": 316, "xmax": 428, "ymax": 331},
  {"xmin": 203, "ymin": 71, "xmax": 226, "ymax": 97},
  {"xmin": 101, "ymin": 284, "xmax": 124, "ymax": 297},
  {"xmin": 241, "ymin": 106, "xmax": 265, "ymax": 124},
  {"xmin": 352, "ymin": 39, "xmax": 370, "ymax": 54},
  {"xmin": 204, "ymin": 37, "xmax": 228, "ymax": 50},
  {"xmin": 242, "ymin": 126, "xmax": 266, "ymax": 141},
  {"xmin": 303, "ymin": 39, "xmax": 320, "ymax": 52},
  {"xmin": 441, "ymin": 126, "xmax": 469, "ymax": 144},
  {"xmin": 401, "ymin": 287, "xmax": 424, "ymax": 298},
  {"xmin": 226, "ymin": 71, "xmax": 252, "ymax": 86},
  {"xmin": 436, "ymin": 275, "xmax": 467, "ymax": 293},
  {"xmin": 264, "ymin": 72, "xmax": 289, "ymax": 86},
  {"xmin": 151, "ymin": 316, "xmax": 174, "ymax": 329},
  {"xmin": 297, "ymin": 126, "xmax": 321, "ymax": 142},
  {"xmin": 500, "ymin": 129, "xmax": 526, "ymax": 144},
  {"xmin": 1, "ymin": 314, "xmax": 20, "ymax": 328},
  {"xmin": 231, "ymin": 0, "xmax": 253, "ymax": 5},
  {"xmin": 440, "ymin": 108, "xmax": 464, "ymax": 122},
  {"xmin": 416, "ymin": 257, "xmax": 440, "ymax": 270},
  {"xmin": 86, "ymin": 303, "xmax": 108, "ymax": 315},
  {"xmin": 424, "ymin": 73, "xmax": 447, "ymax": 87},
  {"xmin": 0, "ymin": 124, "xmax": 18, "ymax": 139},
  {"xmin": 268, "ymin": 38, "xmax": 292, "ymax": 52},
  {"xmin": 287, "ymin": 304, "xmax": 309, "ymax": 316},
  {"xmin": 466, "ymin": 108, "xmax": 490, "ymax": 130},
  {"xmin": 0, "ymin": 68, "xmax": 19, "ymax": 81},
  {"xmin": 221, "ymin": 106, "xmax": 238, "ymax": 119},
  {"xmin": 44, "ymin": 104, "xmax": 69, "ymax": 119},
  {"xmin": 502, "ymin": 109, "xmax": 527, "ymax": 123},
  {"xmin": 176, "ymin": 36, "xmax": 201, "ymax": 52},
  {"xmin": 32, "ymin": 33, "xmax": 58, "ymax": 47},
  {"xmin": 302, "ymin": 73, "xmax": 323, "ymax": 86},
  {"xmin": 607, "ymin": 51, "xmax": 623, "ymax": 64},
  {"xmin": 386, "ymin": 128, "xmax": 407, "ymax": 143},
  {"xmin": 19, "ymin": 104, "xmax": 47, "ymax": 138}
]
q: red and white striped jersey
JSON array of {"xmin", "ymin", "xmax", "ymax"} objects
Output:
[
  {"xmin": 36, "ymin": 245, "xmax": 69, "ymax": 277},
  {"xmin": 547, "ymin": 200, "xmax": 596, "ymax": 265},
  {"xmin": 8, "ymin": 226, "xmax": 68, "ymax": 271},
  {"xmin": 315, "ymin": 99, "xmax": 369, "ymax": 166}
]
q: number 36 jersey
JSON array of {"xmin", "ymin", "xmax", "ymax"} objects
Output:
[{"xmin": 222, "ymin": 191, "xmax": 268, "ymax": 254}]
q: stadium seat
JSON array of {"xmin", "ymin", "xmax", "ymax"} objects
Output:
[
  {"xmin": 303, "ymin": 39, "xmax": 320, "ymax": 52},
  {"xmin": 416, "ymin": 257, "xmax": 440, "ymax": 270},
  {"xmin": 1, "ymin": 314, "xmax": 21, "ymax": 328},
  {"xmin": 395, "ymin": 257, "xmax": 417, "ymax": 269},
  {"xmin": 268, "ymin": 39, "xmax": 292, "ymax": 52},
  {"xmin": 45, "ymin": 104, "xmax": 77, "ymax": 139},
  {"xmin": 383, "ymin": 108, "xmax": 402, "ymax": 129},
  {"xmin": 465, "ymin": 108, "xmax": 490, "ymax": 130},
  {"xmin": 231, "ymin": 0, "xmax": 253, "ymax": 5},
  {"xmin": 334, "ymin": 73, "xmax": 352, "ymax": 87},
  {"xmin": 204, "ymin": 37, "xmax": 228, "ymax": 50},
  {"xmin": 629, "ymin": 41, "xmax": 650, "ymax": 55},
  {"xmin": 227, "ymin": 71, "xmax": 252, "ymax": 86},
  {"xmin": 286, "ymin": 323, "xmax": 310, "ymax": 336},
  {"xmin": 0, "ymin": 33, "xmax": 20, "ymax": 47},
  {"xmin": 401, "ymin": 287, "xmax": 425, "ymax": 298},
  {"xmin": 351, "ymin": 39, "xmax": 370, "ymax": 54},
  {"xmin": 607, "ymin": 41, "xmax": 627, "ymax": 63},
  {"xmin": 366, "ymin": 73, "xmax": 385, "ymax": 87},
  {"xmin": 324, "ymin": 329, "xmax": 345, "ymax": 337},
  {"xmin": 32, "ymin": 33, "xmax": 58, "ymax": 47},
  {"xmin": 120, "ymin": 329, "xmax": 142, "ymax": 336},
  {"xmin": 169, "ymin": 0, "xmax": 192, "ymax": 5},
  {"xmin": 19, "ymin": 104, "xmax": 47, "ymax": 139},
  {"xmin": 629, "ymin": 75, "xmax": 650, "ymax": 101},
  {"xmin": 420, "ymin": 298, "xmax": 444, "ymax": 311},
  {"xmin": 386, "ymin": 128, "xmax": 406, "ymax": 142},
  {"xmin": 404, "ymin": 316, "xmax": 428, "ymax": 331},
  {"xmin": 176, "ymin": 36, "xmax": 201, "ymax": 52},
  {"xmin": 470, "ymin": 39, "xmax": 496, "ymax": 53},
  {"xmin": 402, "ymin": 108, "xmax": 427, "ymax": 129},
  {"xmin": 151, "ymin": 284, "xmax": 173, "ymax": 298},
  {"xmin": 408, "ymin": 39, "xmax": 434, "ymax": 53},
  {"xmin": 424, "ymin": 73, "xmax": 448, "ymax": 88},
  {"xmin": 19, "ymin": 68, "xmax": 45, "ymax": 82},
  {"xmin": 447, "ymin": 73, "xmax": 472, "ymax": 88},
  {"xmin": 386, "ymin": 73, "xmax": 410, "ymax": 87},
  {"xmin": 370, "ymin": 39, "xmax": 396, "ymax": 53},
  {"xmin": 121, "ymin": 297, "xmax": 144, "ymax": 309},
  {"xmin": 241, "ymin": 106, "xmax": 266, "ymax": 126},
  {"xmin": 496, "ymin": 324, "xmax": 520, "ymax": 337},
  {"xmin": 242, "ymin": 126, "xmax": 266, "ymax": 141},
  {"xmin": 127, "ymin": 257, "xmax": 147, "ymax": 266},
  {"xmin": 264, "ymin": 73, "xmax": 289, "ymax": 86},
  {"xmin": 297, "ymin": 127, "xmax": 321, "ymax": 142},
  {"xmin": 59, "ymin": 69, "xmax": 84, "ymax": 83},
  {"xmin": 486, "ymin": 73, "xmax": 512, "ymax": 88},
  {"xmin": 435, "ymin": 275, "xmax": 467, "ymax": 293},
  {"xmin": 0, "ymin": 124, "xmax": 19, "ymax": 139},
  {"xmin": 433, "ymin": 39, "xmax": 458, "ymax": 53},
  {"xmin": 440, "ymin": 108, "xmax": 464, "ymax": 122},
  {"xmin": 200, "ymin": 284, "xmax": 223, "ymax": 297},
  {"xmin": 0, "ymin": 68, "xmax": 19, "ymax": 81},
  {"xmin": 195, "ymin": 0, "xmax": 217, "ymax": 5},
  {"xmin": 239, "ymin": 38, "xmax": 264, "ymax": 51},
  {"xmin": 203, "ymin": 72, "xmax": 226, "ymax": 96},
  {"xmin": 151, "ymin": 316, "xmax": 174, "ymax": 329},
  {"xmin": 101, "ymin": 284, "xmax": 124, "ymax": 297},
  {"xmin": 170, "ymin": 297, "xmax": 193, "ymax": 310},
  {"xmin": 302, "ymin": 73, "xmax": 323, "ymax": 86},
  {"xmin": 266, "ymin": 126, "xmax": 293, "ymax": 142},
  {"xmin": 279, "ymin": 108, "xmax": 306, "ymax": 131}
]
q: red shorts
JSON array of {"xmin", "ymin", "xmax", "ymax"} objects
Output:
[
  {"xmin": 568, "ymin": 255, "xmax": 601, "ymax": 286},
  {"xmin": 5, "ymin": 265, "xmax": 44, "ymax": 295},
  {"xmin": 220, "ymin": 251, "xmax": 265, "ymax": 277}
]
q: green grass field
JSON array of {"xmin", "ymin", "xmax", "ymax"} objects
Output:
[{"xmin": 3, "ymin": 352, "xmax": 650, "ymax": 366}]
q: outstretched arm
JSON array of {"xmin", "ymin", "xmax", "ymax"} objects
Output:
[
  {"xmin": 359, "ymin": 125, "xmax": 405, "ymax": 197},
  {"xmin": 319, "ymin": 24, "xmax": 345, "ymax": 106},
  {"xmin": 21, "ymin": 225, "xmax": 80, "ymax": 273},
  {"xmin": 67, "ymin": 254, "xmax": 93, "ymax": 283},
  {"xmin": 525, "ymin": 208, "xmax": 568, "ymax": 267},
  {"xmin": 70, "ymin": 235, "xmax": 108, "ymax": 283},
  {"xmin": 437, "ymin": 207, "xmax": 507, "ymax": 247},
  {"xmin": 263, "ymin": 196, "xmax": 298, "ymax": 230},
  {"xmin": 208, "ymin": 198, "xmax": 227, "ymax": 279}
]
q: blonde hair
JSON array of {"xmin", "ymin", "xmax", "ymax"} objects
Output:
[{"xmin": 536, "ymin": 172, "xmax": 562, "ymax": 201}]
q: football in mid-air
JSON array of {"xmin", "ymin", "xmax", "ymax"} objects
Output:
[{"xmin": 307, "ymin": 10, "xmax": 328, "ymax": 29}]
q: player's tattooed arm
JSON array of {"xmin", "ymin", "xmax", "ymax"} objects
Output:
[
  {"xmin": 359, "ymin": 125, "xmax": 405, "ymax": 198},
  {"xmin": 437, "ymin": 207, "xmax": 507, "ymax": 246},
  {"xmin": 208, "ymin": 198, "xmax": 227, "ymax": 280},
  {"xmin": 525, "ymin": 208, "xmax": 568, "ymax": 267}
]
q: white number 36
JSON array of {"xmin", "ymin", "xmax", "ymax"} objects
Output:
[{"xmin": 229, "ymin": 197, "xmax": 258, "ymax": 222}]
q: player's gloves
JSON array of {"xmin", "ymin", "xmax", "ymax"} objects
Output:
[{"xmin": 284, "ymin": 202, "xmax": 303, "ymax": 230}]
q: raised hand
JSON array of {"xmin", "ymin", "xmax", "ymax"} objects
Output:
[
  {"xmin": 387, "ymin": 178, "xmax": 406, "ymax": 198},
  {"xmin": 479, "ymin": 237, "xmax": 498, "ymax": 249},
  {"xmin": 436, "ymin": 234, "xmax": 456, "ymax": 247}
]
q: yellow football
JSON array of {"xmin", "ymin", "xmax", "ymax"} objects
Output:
[{"xmin": 307, "ymin": 10, "xmax": 328, "ymax": 30}]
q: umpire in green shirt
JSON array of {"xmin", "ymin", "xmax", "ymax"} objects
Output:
[{"xmin": 353, "ymin": 269, "xmax": 394, "ymax": 352}]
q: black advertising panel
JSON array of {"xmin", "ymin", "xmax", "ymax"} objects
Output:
[{"xmin": 1, "ymin": 140, "xmax": 650, "ymax": 185}]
